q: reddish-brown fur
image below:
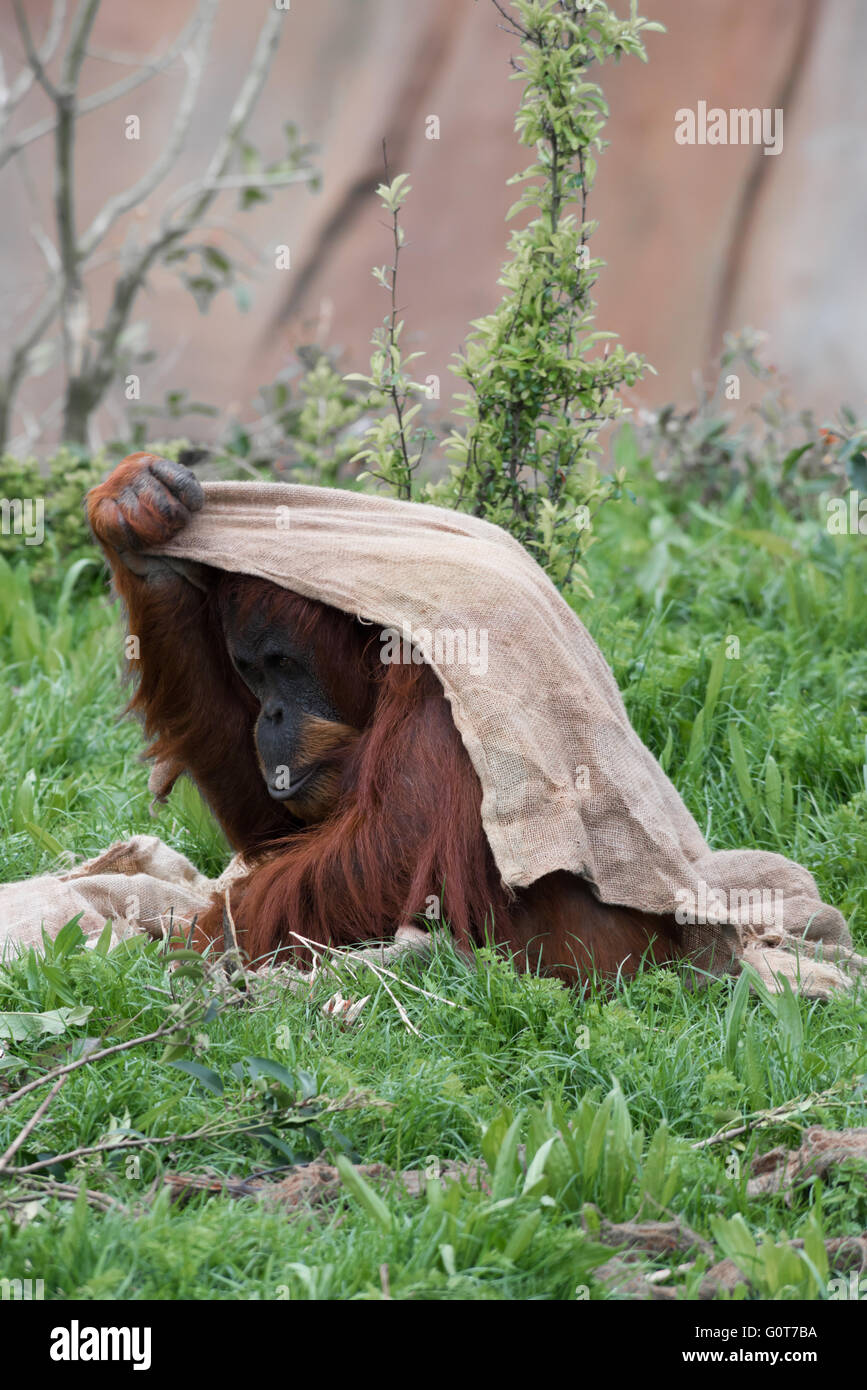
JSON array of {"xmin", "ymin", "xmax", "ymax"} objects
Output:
[{"xmin": 87, "ymin": 453, "xmax": 686, "ymax": 985}]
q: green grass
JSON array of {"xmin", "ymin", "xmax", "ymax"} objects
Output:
[{"xmin": 0, "ymin": 460, "xmax": 865, "ymax": 1300}]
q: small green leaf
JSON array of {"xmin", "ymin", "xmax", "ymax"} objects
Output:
[
  {"xmin": 522, "ymin": 1136, "xmax": 557, "ymax": 1195},
  {"xmin": 335, "ymin": 1155, "xmax": 393, "ymax": 1231},
  {"xmin": 504, "ymin": 1208, "xmax": 542, "ymax": 1262},
  {"xmin": 728, "ymin": 723, "xmax": 758, "ymax": 815},
  {"xmin": 92, "ymin": 920, "xmax": 115, "ymax": 957},
  {"xmin": 245, "ymin": 1057, "xmax": 298, "ymax": 1091},
  {"xmin": 168, "ymin": 1059, "xmax": 224, "ymax": 1095},
  {"xmin": 0, "ymin": 1004, "xmax": 92, "ymax": 1043}
]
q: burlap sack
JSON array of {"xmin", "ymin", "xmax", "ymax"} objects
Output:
[
  {"xmin": 0, "ymin": 837, "xmax": 244, "ymax": 957},
  {"xmin": 140, "ymin": 479, "xmax": 850, "ymax": 969}
]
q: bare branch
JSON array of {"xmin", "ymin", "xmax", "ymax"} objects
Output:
[
  {"xmin": 62, "ymin": 6, "xmax": 288, "ymax": 441},
  {"xmin": 78, "ymin": 0, "xmax": 218, "ymax": 260},
  {"xmin": 11, "ymin": 0, "xmax": 63, "ymax": 101},
  {"xmin": 0, "ymin": 283, "xmax": 63, "ymax": 446},
  {"xmin": 59, "ymin": 0, "xmax": 101, "ymax": 90},
  {"xmin": 30, "ymin": 224, "xmax": 62, "ymax": 276},
  {"xmin": 0, "ymin": 1, "xmax": 210, "ymax": 171},
  {"xmin": 488, "ymin": 0, "xmax": 531, "ymax": 40},
  {"xmin": 201, "ymin": 9, "xmax": 286, "ymax": 193},
  {"xmin": 84, "ymin": 42, "xmax": 176, "ymax": 68},
  {"xmin": 14, "ymin": 144, "xmax": 62, "ymax": 274},
  {"xmin": 20, "ymin": 0, "xmax": 101, "ymax": 386},
  {"xmin": 158, "ymin": 170, "xmax": 310, "ymax": 225},
  {"xmin": 195, "ymin": 214, "xmax": 268, "ymax": 267},
  {"xmin": 0, "ymin": 2, "xmax": 295, "ymax": 449},
  {"xmin": 0, "ymin": 1073, "xmax": 69, "ymax": 1173},
  {"xmin": 0, "ymin": 0, "xmax": 66, "ymax": 125},
  {"xmin": 0, "ymin": 1017, "xmax": 193, "ymax": 1114},
  {"xmin": 0, "ymin": 3, "xmax": 215, "ymax": 431},
  {"xmin": 7, "ymin": 393, "xmax": 64, "ymax": 456}
]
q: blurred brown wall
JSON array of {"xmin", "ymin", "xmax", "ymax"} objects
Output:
[{"xmin": 2, "ymin": 0, "xmax": 865, "ymax": 452}]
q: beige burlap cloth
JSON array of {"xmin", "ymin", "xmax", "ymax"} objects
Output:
[
  {"xmin": 0, "ymin": 481, "xmax": 861, "ymax": 996},
  {"xmin": 0, "ymin": 838, "xmax": 246, "ymax": 956}
]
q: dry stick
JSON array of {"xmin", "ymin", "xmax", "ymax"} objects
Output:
[
  {"xmin": 350, "ymin": 954, "xmax": 466, "ymax": 1009},
  {"xmin": 286, "ymin": 930, "xmax": 466, "ymax": 1011},
  {"xmin": 0, "ymin": 1018, "xmax": 192, "ymax": 1114},
  {"xmin": 220, "ymin": 889, "xmax": 247, "ymax": 984},
  {"xmin": 337, "ymin": 954, "xmax": 423, "ymax": 1032},
  {"xmin": 287, "ymin": 933, "xmax": 419, "ymax": 1034},
  {"xmin": 0, "ymin": 1072, "xmax": 69, "ymax": 1172},
  {"xmin": 0, "ymin": 1, "xmax": 212, "ymax": 171},
  {"xmin": 359, "ymin": 965, "xmax": 420, "ymax": 1037},
  {"xmin": 5, "ymin": 1088, "xmax": 381, "ymax": 1178},
  {"xmin": 3, "ymin": 1177, "xmax": 127, "ymax": 1214},
  {"xmin": 8, "ymin": 1119, "xmax": 237, "ymax": 1177},
  {"xmin": 691, "ymin": 1079, "xmax": 853, "ymax": 1151},
  {"xmin": 288, "ymin": 930, "xmax": 421, "ymax": 1036}
]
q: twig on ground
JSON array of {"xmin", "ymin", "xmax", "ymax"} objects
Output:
[
  {"xmin": 286, "ymin": 929, "xmax": 466, "ymax": 1011},
  {"xmin": 0, "ymin": 1013, "xmax": 197, "ymax": 1114},
  {"xmin": 691, "ymin": 1079, "xmax": 856, "ymax": 1150},
  {"xmin": 3, "ymin": 1089, "xmax": 385, "ymax": 1177},
  {"xmin": 2, "ymin": 1176, "xmax": 127, "ymax": 1214},
  {"xmin": 0, "ymin": 1073, "xmax": 69, "ymax": 1172}
]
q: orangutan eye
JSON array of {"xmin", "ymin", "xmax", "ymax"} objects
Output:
[{"xmin": 264, "ymin": 651, "xmax": 299, "ymax": 674}]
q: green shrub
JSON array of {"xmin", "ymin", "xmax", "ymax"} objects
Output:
[
  {"xmin": 350, "ymin": 0, "xmax": 663, "ymax": 594},
  {"xmin": 227, "ymin": 350, "xmax": 370, "ymax": 485},
  {"xmin": 629, "ymin": 327, "xmax": 864, "ymax": 514},
  {"xmin": 0, "ymin": 449, "xmax": 107, "ymax": 591}
]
